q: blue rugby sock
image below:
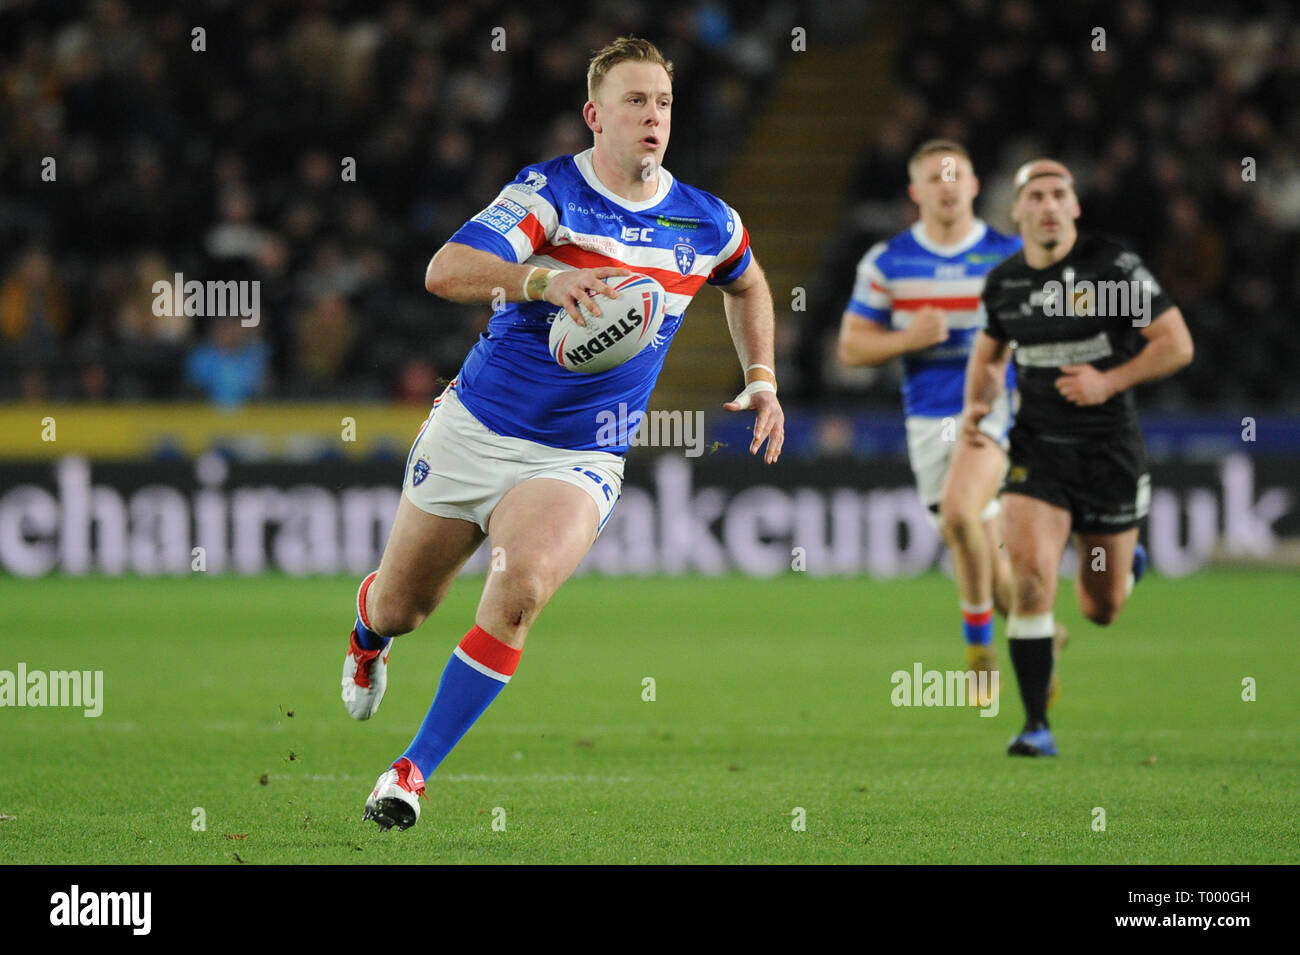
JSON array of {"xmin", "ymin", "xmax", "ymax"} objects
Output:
[
  {"xmin": 355, "ymin": 617, "xmax": 389, "ymax": 652},
  {"xmin": 401, "ymin": 625, "xmax": 521, "ymax": 776},
  {"xmin": 962, "ymin": 601, "xmax": 994, "ymax": 645}
]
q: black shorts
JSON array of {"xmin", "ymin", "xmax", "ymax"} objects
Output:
[{"xmin": 1001, "ymin": 426, "xmax": 1150, "ymax": 534}]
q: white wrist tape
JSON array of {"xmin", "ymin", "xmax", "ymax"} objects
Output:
[
  {"xmin": 522, "ymin": 268, "xmax": 559, "ymax": 302},
  {"xmin": 730, "ymin": 380, "xmax": 777, "ymax": 410}
]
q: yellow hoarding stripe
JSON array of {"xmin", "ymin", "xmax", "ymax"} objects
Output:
[{"xmin": 0, "ymin": 403, "xmax": 430, "ymax": 459}]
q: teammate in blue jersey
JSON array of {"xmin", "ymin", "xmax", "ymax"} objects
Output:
[
  {"xmin": 338, "ymin": 37, "xmax": 784, "ymax": 831},
  {"xmin": 837, "ymin": 139, "xmax": 1063, "ymax": 703}
]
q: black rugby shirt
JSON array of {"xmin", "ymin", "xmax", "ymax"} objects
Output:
[{"xmin": 981, "ymin": 234, "xmax": 1175, "ymax": 439}]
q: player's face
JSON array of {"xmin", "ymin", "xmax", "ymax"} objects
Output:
[
  {"xmin": 1012, "ymin": 176, "xmax": 1081, "ymax": 250},
  {"xmin": 908, "ymin": 153, "xmax": 979, "ymax": 227},
  {"xmin": 589, "ymin": 61, "xmax": 672, "ymax": 177}
]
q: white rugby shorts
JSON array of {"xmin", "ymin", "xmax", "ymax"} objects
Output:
[
  {"xmin": 904, "ymin": 390, "xmax": 1012, "ymax": 523},
  {"xmin": 402, "ymin": 384, "xmax": 624, "ymax": 535}
]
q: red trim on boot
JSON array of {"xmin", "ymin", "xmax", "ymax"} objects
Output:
[
  {"xmin": 391, "ymin": 757, "xmax": 426, "ymax": 796},
  {"xmin": 348, "ymin": 629, "xmax": 383, "ymax": 689}
]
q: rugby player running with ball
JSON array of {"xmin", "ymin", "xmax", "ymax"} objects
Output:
[{"xmin": 338, "ymin": 37, "xmax": 784, "ymax": 829}]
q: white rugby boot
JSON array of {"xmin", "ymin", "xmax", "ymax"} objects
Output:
[
  {"xmin": 363, "ymin": 757, "xmax": 425, "ymax": 831},
  {"xmin": 342, "ymin": 628, "xmax": 390, "ymax": 720}
]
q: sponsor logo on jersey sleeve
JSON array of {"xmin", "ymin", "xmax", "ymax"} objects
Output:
[
  {"xmin": 474, "ymin": 198, "xmax": 528, "ymax": 235},
  {"xmin": 1116, "ymin": 251, "xmax": 1163, "ymax": 295},
  {"xmin": 515, "ymin": 170, "xmax": 548, "ymax": 194}
]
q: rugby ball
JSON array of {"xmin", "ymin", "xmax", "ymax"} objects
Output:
[{"xmin": 548, "ymin": 273, "xmax": 666, "ymax": 374}]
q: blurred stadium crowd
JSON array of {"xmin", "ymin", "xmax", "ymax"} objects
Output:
[
  {"xmin": 0, "ymin": 0, "xmax": 789, "ymax": 404},
  {"xmin": 1, "ymin": 0, "xmax": 1296, "ymax": 411},
  {"xmin": 802, "ymin": 0, "xmax": 1300, "ymax": 410}
]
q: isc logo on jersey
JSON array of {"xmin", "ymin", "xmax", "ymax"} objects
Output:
[{"xmin": 548, "ymin": 273, "xmax": 667, "ymax": 374}]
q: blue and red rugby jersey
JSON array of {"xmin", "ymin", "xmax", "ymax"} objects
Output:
[
  {"xmin": 444, "ymin": 148, "xmax": 751, "ymax": 453},
  {"xmin": 847, "ymin": 221, "xmax": 1021, "ymax": 418}
]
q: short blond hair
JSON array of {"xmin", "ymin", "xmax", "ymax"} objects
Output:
[{"xmin": 587, "ymin": 36, "xmax": 673, "ymax": 103}]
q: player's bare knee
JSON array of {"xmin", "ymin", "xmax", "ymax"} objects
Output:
[
  {"xmin": 367, "ymin": 594, "xmax": 431, "ymax": 637},
  {"xmin": 1013, "ymin": 571, "xmax": 1052, "ymax": 614},
  {"xmin": 495, "ymin": 570, "xmax": 548, "ymax": 630},
  {"xmin": 937, "ymin": 504, "xmax": 979, "ymax": 548}
]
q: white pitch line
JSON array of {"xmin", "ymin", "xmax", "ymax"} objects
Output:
[
  {"xmin": 267, "ymin": 772, "xmax": 634, "ymax": 784},
  {"xmin": 438, "ymin": 774, "xmax": 635, "ymax": 784}
]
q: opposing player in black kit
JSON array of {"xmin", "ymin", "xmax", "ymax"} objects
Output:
[{"xmin": 962, "ymin": 159, "xmax": 1194, "ymax": 756}]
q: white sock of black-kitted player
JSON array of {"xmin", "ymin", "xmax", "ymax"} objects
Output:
[{"xmin": 1007, "ymin": 612, "xmax": 1056, "ymax": 730}]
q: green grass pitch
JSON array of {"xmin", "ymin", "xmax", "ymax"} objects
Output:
[{"xmin": 1, "ymin": 570, "xmax": 1296, "ymax": 864}]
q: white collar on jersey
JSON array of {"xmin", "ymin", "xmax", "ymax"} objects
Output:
[
  {"xmin": 910, "ymin": 219, "xmax": 988, "ymax": 258},
  {"xmin": 573, "ymin": 147, "xmax": 674, "ymax": 211}
]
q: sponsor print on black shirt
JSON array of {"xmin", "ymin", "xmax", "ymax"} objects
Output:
[{"xmin": 981, "ymin": 234, "xmax": 1174, "ymax": 439}]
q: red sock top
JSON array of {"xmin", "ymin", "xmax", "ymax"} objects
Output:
[
  {"xmin": 459, "ymin": 625, "xmax": 522, "ymax": 678},
  {"xmin": 357, "ymin": 570, "xmax": 379, "ymax": 631}
]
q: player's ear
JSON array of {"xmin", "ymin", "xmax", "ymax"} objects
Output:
[
  {"xmin": 907, "ymin": 181, "xmax": 918, "ymax": 205},
  {"xmin": 583, "ymin": 101, "xmax": 601, "ymax": 134},
  {"xmin": 970, "ymin": 174, "xmax": 980, "ymax": 199},
  {"xmin": 1061, "ymin": 189, "xmax": 1077, "ymax": 220}
]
